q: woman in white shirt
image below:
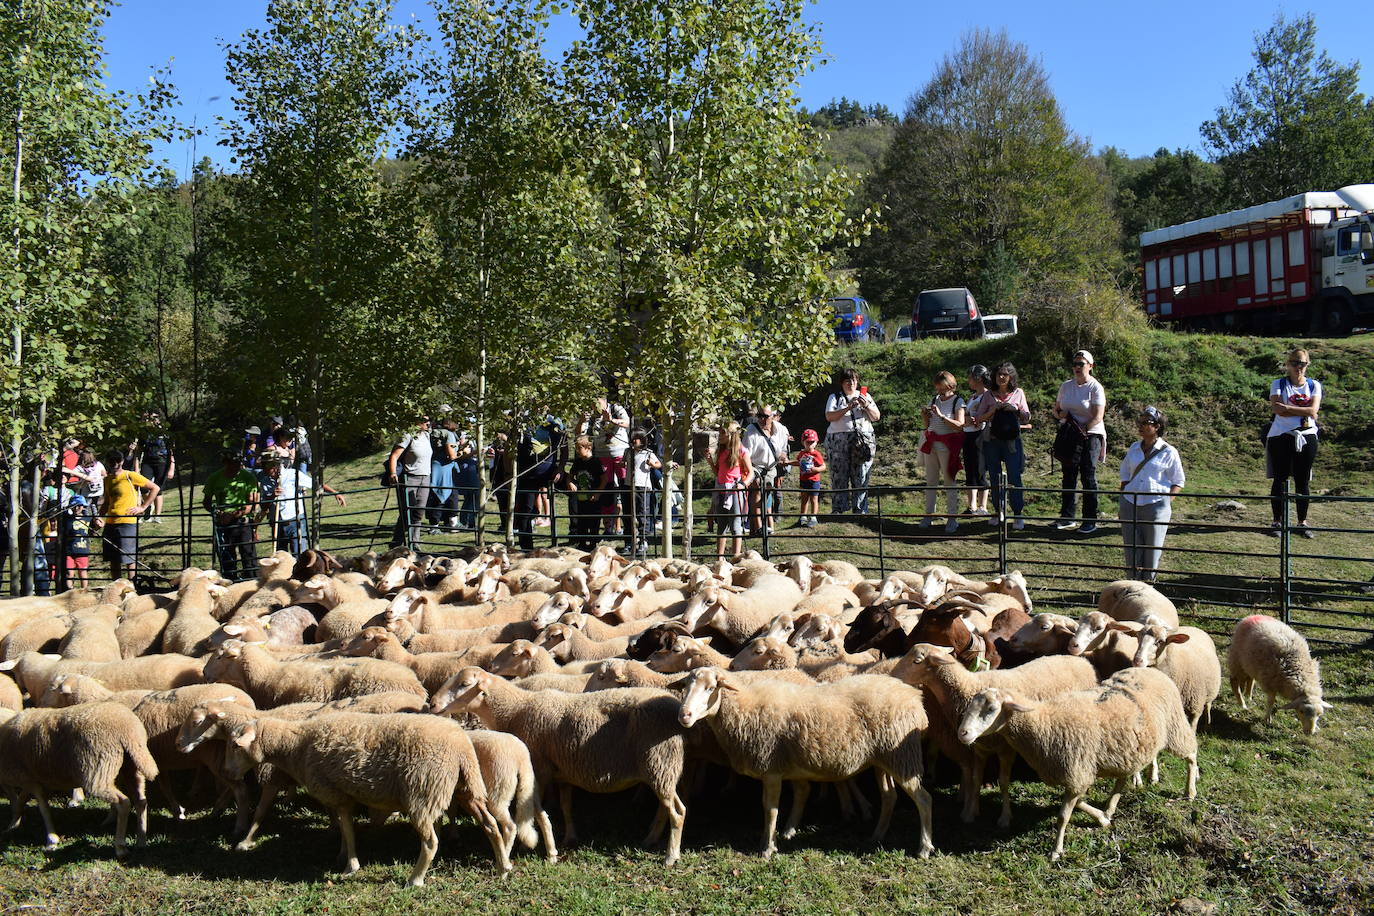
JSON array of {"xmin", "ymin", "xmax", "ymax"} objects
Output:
[
  {"xmin": 920, "ymin": 371, "xmax": 966, "ymax": 533},
  {"xmin": 961, "ymin": 365, "xmax": 991, "ymax": 517},
  {"xmin": 1119, "ymin": 406, "xmax": 1185, "ymax": 583},
  {"xmin": 823, "ymin": 368, "xmax": 880, "ymax": 514},
  {"xmin": 1053, "ymin": 349, "xmax": 1107, "ymax": 533},
  {"xmin": 1265, "ymin": 348, "xmax": 1321, "ymax": 538}
]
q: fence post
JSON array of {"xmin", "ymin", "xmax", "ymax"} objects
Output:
[
  {"xmin": 1279, "ymin": 482, "xmax": 1291, "ymax": 624},
  {"xmin": 997, "ymin": 491, "xmax": 1008, "ymax": 576},
  {"xmin": 876, "ymin": 487, "xmax": 886, "ymax": 579}
]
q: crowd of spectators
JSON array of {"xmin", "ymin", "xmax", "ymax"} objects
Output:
[{"xmin": 0, "ymin": 347, "xmax": 1325, "ymax": 589}]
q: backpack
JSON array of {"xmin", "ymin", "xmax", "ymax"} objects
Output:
[
  {"xmin": 989, "ymin": 406, "xmax": 1022, "ymax": 441},
  {"xmin": 294, "ymin": 427, "xmax": 312, "ymax": 464}
]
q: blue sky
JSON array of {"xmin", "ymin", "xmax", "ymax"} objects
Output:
[{"xmin": 102, "ymin": 0, "xmax": 1373, "ymax": 176}]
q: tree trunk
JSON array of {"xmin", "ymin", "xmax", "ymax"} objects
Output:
[
  {"xmin": 660, "ymin": 410, "xmax": 673, "ymax": 560},
  {"xmin": 475, "ymin": 341, "xmax": 487, "ymax": 549},
  {"xmin": 8, "ymin": 79, "xmax": 25, "ymax": 596},
  {"xmin": 23, "ymin": 398, "xmax": 44, "ymax": 595},
  {"xmin": 681, "ymin": 403, "xmax": 694, "ymax": 561},
  {"xmin": 504, "ymin": 441, "xmax": 516, "ymax": 546}
]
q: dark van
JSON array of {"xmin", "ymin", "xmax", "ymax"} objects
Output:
[{"xmin": 913, "ymin": 287, "xmax": 982, "ymax": 338}]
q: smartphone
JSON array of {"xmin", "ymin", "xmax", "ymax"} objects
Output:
[{"xmin": 859, "ymin": 386, "xmax": 868, "ymax": 395}]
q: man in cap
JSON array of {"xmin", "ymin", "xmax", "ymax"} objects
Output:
[
  {"xmin": 203, "ymin": 449, "xmax": 261, "ymax": 581},
  {"xmin": 257, "ymin": 454, "xmax": 346, "ymax": 555}
]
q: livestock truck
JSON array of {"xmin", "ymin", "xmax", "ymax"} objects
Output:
[{"xmin": 1140, "ymin": 183, "xmax": 1374, "ymax": 335}]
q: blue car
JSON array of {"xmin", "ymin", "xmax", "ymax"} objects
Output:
[{"xmin": 831, "ymin": 297, "xmax": 885, "ymax": 343}]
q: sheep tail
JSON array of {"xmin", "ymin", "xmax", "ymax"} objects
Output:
[
  {"xmin": 126, "ymin": 736, "xmax": 160, "ymax": 783},
  {"xmin": 512, "ymin": 754, "xmax": 540, "ymax": 850}
]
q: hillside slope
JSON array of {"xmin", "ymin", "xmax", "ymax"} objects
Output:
[{"xmin": 783, "ymin": 330, "xmax": 1374, "ymax": 494}]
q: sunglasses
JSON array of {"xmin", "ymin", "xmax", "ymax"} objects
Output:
[
  {"xmin": 1289, "ymin": 360, "xmax": 1309, "ymax": 367},
  {"xmin": 1072, "ymin": 361, "xmax": 1087, "ymax": 368}
]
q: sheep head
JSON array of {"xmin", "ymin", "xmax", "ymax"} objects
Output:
[
  {"xmin": 342, "ymin": 627, "xmax": 394, "ymax": 658},
  {"xmin": 1285, "ymin": 689, "xmax": 1333, "ymax": 735},
  {"xmin": 177, "ymin": 699, "xmax": 252, "ymax": 753},
  {"xmin": 917, "ymin": 566, "xmax": 952, "ymax": 606},
  {"xmin": 430, "ymin": 666, "xmax": 492, "ymax": 718},
  {"xmin": 1007, "ymin": 613, "xmax": 1076, "ymax": 655},
  {"xmin": 488, "ymin": 640, "xmax": 544, "ymax": 678},
  {"xmin": 532, "ymin": 624, "xmax": 573, "ymax": 662},
  {"xmin": 760, "ymin": 613, "xmax": 795, "ymax": 642},
  {"xmin": 647, "ymin": 633, "xmax": 714, "ymax": 673},
  {"xmin": 957, "ymin": 688, "xmax": 1035, "ymax": 744},
  {"xmin": 677, "ymin": 668, "xmax": 738, "ymax": 727},
  {"xmin": 1130, "ymin": 622, "xmax": 1186, "ymax": 667},
  {"xmin": 557, "ymin": 611, "xmax": 590, "ymax": 631},
  {"xmin": 293, "ymin": 575, "xmax": 338, "ymax": 610},
  {"xmin": 994, "ymin": 570, "xmax": 1032, "ymax": 612},
  {"xmin": 586, "ymin": 659, "xmax": 631, "ymax": 690},
  {"xmin": 385, "ymin": 588, "xmax": 428, "ymax": 626},
  {"xmin": 891, "ymin": 643, "xmax": 958, "ymax": 686},
  {"xmin": 1067, "ymin": 611, "xmax": 1125, "ymax": 656},
  {"xmin": 781, "ymin": 556, "xmax": 814, "ymax": 594},
  {"xmin": 377, "ymin": 557, "xmax": 421, "ymax": 595},
  {"xmin": 790, "ymin": 613, "xmax": 843, "ymax": 650},
  {"xmin": 681, "ymin": 587, "xmax": 729, "ymax": 634},
  {"xmin": 730, "ymin": 637, "xmax": 795, "ymax": 671},
  {"xmin": 591, "ymin": 583, "xmax": 634, "ymax": 620},
  {"xmin": 844, "ymin": 604, "xmax": 903, "ymax": 655},
  {"xmin": 222, "ymin": 719, "xmax": 266, "ymax": 777},
  {"xmin": 559, "ymin": 567, "xmax": 592, "ymax": 599}
]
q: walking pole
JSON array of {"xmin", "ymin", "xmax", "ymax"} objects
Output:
[{"xmin": 367, "ymin": 484, "xmax": 393, "ymax": 553}]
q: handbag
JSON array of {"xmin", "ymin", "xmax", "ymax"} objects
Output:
[
  {"xmin": 846, "ymin": 397, "xmax": 875, "ymax": 464},
  {"xmin": 1052, "ymin": 418, "xmax": 1087, "ymax": 463}
]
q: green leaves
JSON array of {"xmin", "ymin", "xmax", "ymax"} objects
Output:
[{"xmin": 1200, "ymin": 12, "xmax": 1374, "ymax": 208}]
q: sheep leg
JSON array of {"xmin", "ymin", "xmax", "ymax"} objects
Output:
[
  {"xmin": 1103, "ymin": 778, "xmax": 1129, "ymax": 823},
  {"xmin": 962, "ymin": 752, "xmax": 985, "ymax": 823},
  {"xmin": 996, "ymin": 751, "xmax": 1016, "ymax": 829},
  {"xmin": 32, "ymin": 790, "xmax": 61, "ymax": 850},
  {"xmin": 1074, "ymin": 798, "xmax": 1112, "ymax": 828},
  {"xmin": 155, "ymin": 774, "xmax": 186, "ymax": 821},
  {"xmin": 888, "ymin": 772, "xmax": 934, "ymax": 860},
  {"xmin": 536, "ymin": 806, "xmax": 559, "ymax": 863},
  {"xmin": 780, "ymin": 780, "xmax": 810, "ymax": 840},
  {"xmin": 654, "ymin": 786, "xmax": 686, "ymax": 866},
  {"xmin": 110, "ymin": 791, "xmax": 132, "ymax": 859},
  {"xmin": 407, "ymin": 817, "xmax": 439, "ymax": 887},
  {"xmin": 3, "ymin": 789, "xmax": 28, "ymax": 832},
  {"xmin": 1147, "ymin": 755, "xmax": 1161, "ymax": 784},
  {"xmin": 130, "ymin": 774, "xmax": 149, "ymax": 848},
  {"xmin": 760, "ymin": 776, "xmax": 784, "ymax": 859},
  {"xmin": 558, "ymin": 783, "xmax": 578, "ymax": 846},
  {"xmin": 463, "ymin": 798, "xmax": 513, "ymax": 873},
  {"xmin": 871, "ymin": 771, "xmax": 898, "ymax": 845},
  {"xmin": 836, "ymin": 779, "xmax": 873, "ymax": 821},
  {"xmin": 334, "ymin": 807, "xmax": 361, "ymax": 875},
  {"xmin": 235, "ymin": 778, "xmax": 283, "ymax": 851},
  {"xmin": 67, "ymin": 787, "xmax": 86, "ymax": 808},
  {"xmin": 1230, "ymin": 675, "xmax": 1250, "ymax": 709},
  {"xmin": 643, "ymin": 807, "xmax": 666, "ymax": 846},
  {"xmin": 1263, "ymin": 692, "xmax": 1277, "ymax": 724},
  {"xmin": 1050, "ymin": 791, "xmax": 1081, "ymax": 862}
]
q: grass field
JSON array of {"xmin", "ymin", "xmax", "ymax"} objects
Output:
[{"xmin": 6, "ymin": 330, "xmax": 1372, "ymax": 913}]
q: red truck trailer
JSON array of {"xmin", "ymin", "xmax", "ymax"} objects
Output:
[{"xmin": 1140, "ymin": 184, "xmax": 1374, "ymax": 335}]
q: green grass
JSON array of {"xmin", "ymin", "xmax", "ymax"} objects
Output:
[{"xmin": 0, "ymin": 648, "xmax": 1370, "ymax": 914}]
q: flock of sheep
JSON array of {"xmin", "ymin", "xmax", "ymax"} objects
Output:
[{"xmin": 0, "ymin": 543, "xmax": 1332, "ymax": 886}]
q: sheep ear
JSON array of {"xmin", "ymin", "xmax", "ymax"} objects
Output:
[
  {"xmin": 1165, "ymin": 633, "xmax": 1191, "ymax": 644},
  {"xmin": 1106, "ymin": 622, "xmax": 1136, "ymax": 633},
  {"xmin": 928, "ymin": 652, "xmax": 959, "ymax": 667},
  {"xmin": 696, "ymin": 636, "xmax": 714, "ymax": 648},
  {"xmin": 231, "ymin": 723, "xmax": 257, "ymax": 748},
  {"xmin": 1002, "ymin": 697, "xmax": 1036, "ymax": 713},
  {"xmin": 718, "ymin": 677, "xmax": 741, "ymax": 693},
  {"xmin": 0, "ymin": 660, "xmax": 17, "ymax": 671},
  {"xmin": 1320, "ymin": 701, "xmax": 1334, "ymax": 710},
  {"xmin": 223, "ymin": 624, "xmax": 247, "ymax": 636}
]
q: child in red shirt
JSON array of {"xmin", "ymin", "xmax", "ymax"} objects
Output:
[{"xmin": 785, "ymin": 429, "xmax": 826, "ymax": 527}]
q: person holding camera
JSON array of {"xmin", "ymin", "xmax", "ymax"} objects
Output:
[
  {"xmin": 973, "ymin": 362, "xmax": 1031, "ymax": 530},
  {"xmin": 824, "ymin": 368, "xmax": 880, "ymax": 515},
  {"xmin": 919, "ymin": 371, "xmax": 966, "ymax": 533},
  {"xmin": 583, "ymin": 396, "xmax": 630, "ymax": 536}
]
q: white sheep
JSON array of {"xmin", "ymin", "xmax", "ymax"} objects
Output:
[
  {"xmin": 1128, "ymin": 623, "xmax": 1222, "ymax": 732},
  {"xmin": 429, "ymin": 666, "xmax": 689, "ymax": 864},
  {"xmin": 918, "ymin": 566, "xmax": 1033, "ymax": 612},
  {"xmin": 1227, "ymin": 615, "xmax": 1331, "ymax": 734},
  {"xmin": 1004, "ymin": 613, "xmax": 1078, "ymax": 657},
  {"xmin": 892, "ymin": 643, "xmax": 1098, "ymax": 826},
  {"xmin": 116, "ymin": 604, "xmax": 171, "ymax": 659},
  {"xmin": 680, "ymin": 575, "xmax": 804, "ymax": 647},
  {"xmin": 957, "ymin": 666, "xmax": 1199, "ymax": 861},
  {"xmin": 676, "ymin": 667, "xmax": 934, "ymax": 859},
  {"xmin": 463, "ymin": 728, "xmax": 558, "ymax": 861},
  {"xmin": 162, "ymin": 570, "xmax": 224, "ymax": 656},
  {"xmin": 1097, "ymin": 580, "xmax": 1180, "ymax": 628},
  {"xmin": 57, "ymin": 603, "xmax": 124, "ymax": 662},
  {"xmin": 1, "ymin": 611, "xmax": 76, "ymax": 661},
  {"xmin": 0, "ymin": 651, "xmax": 207, "ymax": 699},
  {"xmin": 202, "ymin": 640, "xmax": 426, "ymax": 707},
  {"xmin": 0, "ymin": 701, "xmax": 159, "ymax": 858},
  {"xmin": 533, "ymin": 622, "xmax": 630, "ymax": 663},
  {"xmin": 1064, "ymin": 612, "xmax": 1142, "ymax": 677},
  {"xmin": 185, "ymin": 704, "xmax": 510, "ymax": 884}
]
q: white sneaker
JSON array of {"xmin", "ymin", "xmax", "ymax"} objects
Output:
[{"xmin": 943, "ymin": 518, "xmax": 958, "ymax": 534}]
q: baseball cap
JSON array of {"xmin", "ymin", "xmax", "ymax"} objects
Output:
[
  {"xmin": 1072, "ymin": 349, "xmax": 1094, "ymax": 366},
  {"xmin": 802, "ymin": 428, "xmax": 819, "ymax": 442}
]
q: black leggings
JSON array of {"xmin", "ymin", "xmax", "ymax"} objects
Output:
[{"xmin": 1267, "ymin": 434, "xmax": 1318, "ymax": 522}]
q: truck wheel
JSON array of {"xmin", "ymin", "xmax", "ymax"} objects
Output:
[{"xmin": 1311, "ymin": 299, "xmax": 1352, "ymax": 337}]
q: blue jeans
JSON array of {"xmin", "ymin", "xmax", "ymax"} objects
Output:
[
  {"xmin": 981, "ymin": 438, "xmax": 1025, "ymax": 516},
  {"xmin": 276, "ymin": 517, "xmax": 306, "ymax": 555}
]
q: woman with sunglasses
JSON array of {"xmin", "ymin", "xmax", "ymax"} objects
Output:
[
  {"xmin": 1265, "ymin": 348, "xmax": 1322, "ymax": 538},
  {"xmin": 1052, "ymin": 349, "xmax": 1107, "ymax": 533},
  {"xmin": 1119, "ymin": 407, "xmax": 1184, "ymax": 582}
]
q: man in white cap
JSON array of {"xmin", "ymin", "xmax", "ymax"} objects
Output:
[{"xmin": 1052, "ymin": 349, "xmax": 1107, "ymax": 533}]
